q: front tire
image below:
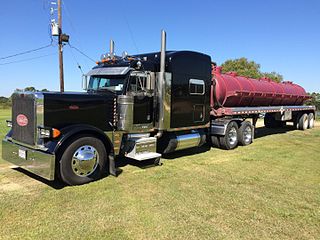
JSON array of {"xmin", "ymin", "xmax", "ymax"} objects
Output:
[{"xmin": 59, "ymin": 136, "xmax": 108, "ymax": 185}]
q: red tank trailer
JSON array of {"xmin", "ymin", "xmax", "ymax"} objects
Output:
[{"xmin": 211, "ymin": 66, "xmax": 310, "ymax": 108}]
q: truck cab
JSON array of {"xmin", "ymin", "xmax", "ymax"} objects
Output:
[{"xmin": 2, "ymin": 31, "xmax": 211, "ymax": 185}]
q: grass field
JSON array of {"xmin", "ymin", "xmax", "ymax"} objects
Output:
[{"xmin": 0, "ymin": 109, "xmax": 319, "ymax": 239}]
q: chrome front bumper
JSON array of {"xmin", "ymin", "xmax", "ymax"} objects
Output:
[{"xmin": 2, "ymin": 139, "xmax": 55, "ymax": 180}]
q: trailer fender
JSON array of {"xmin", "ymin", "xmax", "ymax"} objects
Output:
[{"xmin": 211, "ymin": 118, "xmax": 243, "ymax": 136}]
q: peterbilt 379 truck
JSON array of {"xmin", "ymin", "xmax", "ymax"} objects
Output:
[{"xmin": 2, "ymin": 31, "xmax": 316, "ymax": 185}]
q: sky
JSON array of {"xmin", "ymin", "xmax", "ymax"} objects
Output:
[{"xmin": 0, "ymin": 0, "xmax": 319, "ymax": 97}]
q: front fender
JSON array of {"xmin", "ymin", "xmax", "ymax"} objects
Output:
[{"xmin": 45, "ymin": 124, "xmax": 113, "ymax": 154}]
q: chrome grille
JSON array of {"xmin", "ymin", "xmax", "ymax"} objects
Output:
[{"xmin": 12, "ymin": 93, "xmax": 36, "ymax": 145}]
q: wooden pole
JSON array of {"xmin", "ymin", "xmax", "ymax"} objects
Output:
[{"xmin": 58, "ymin": 0, "xmax": 64, "ymax": 92}]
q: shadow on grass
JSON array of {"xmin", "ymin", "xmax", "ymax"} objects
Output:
[
  {"xmin": 254, "ymin": 125, "xmax": 296, "ymax": 139},
  {"xmin": 12, "ymin": 167, "xmax": 66, "ymax": 189}
]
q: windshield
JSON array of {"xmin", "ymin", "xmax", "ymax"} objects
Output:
[{"xmin": 88, "ymin": 75, "xmax": 125, "ymax": 94}]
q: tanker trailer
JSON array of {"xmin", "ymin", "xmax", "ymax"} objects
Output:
[{"xmin": 210, "ymin": 66, "xmax": 316, "ymax": 150}]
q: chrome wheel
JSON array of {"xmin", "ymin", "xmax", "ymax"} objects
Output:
[
  {"xmin": 309, "ymin": 114, "xmax": 314, "ymax": 129},
  {"xmin": 72, "ymin": 145, "xmax": 99, "ymax": 177},
  {"xmin": 303, "ymin": 116, "xmax": 308, "ymax": 130},
  {"xmin": 243, "ymin": 126, "xmax": 252, "ymax": 143},
  {"xmin": 228, "ymin": 127, "xmax": 238, "ymax": 145}
]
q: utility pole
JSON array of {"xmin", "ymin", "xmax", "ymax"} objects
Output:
[{"xmin": 58, "ymin": 0, "xmax": 64, "ymax": 92}]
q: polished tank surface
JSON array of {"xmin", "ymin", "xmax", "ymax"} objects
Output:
[{"xmin": 212, "ymin": 67, "xmax": 310, "ymax": 108}]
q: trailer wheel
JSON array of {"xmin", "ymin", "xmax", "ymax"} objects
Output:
[
  {"xmin": 210, "ymin": 135, "xmax": 221, "ymax": 148},
  {"xmin": 308, "ymin": 113, "xmax": 315, "ymax": 129},
  {"xmin": 238, "ymin": 121, "xmax": 253, "ymax": 146},
  {"xmin": 219, "ymin": 121, "xmax": 238, "ymax": 150},
  {"xmin": 297, "ymin": 113, "xmax": 308, "ymax": 130},
  {"xmin": 59, "ymin": 136, "xmax": 108, "ymax": 185}
]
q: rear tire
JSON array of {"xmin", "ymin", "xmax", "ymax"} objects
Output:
[
  {"xmin": 211, "ymin": 135, "xmax": 221, "ymax": 148},
  {"xmin": 219, "ymin": 121, "xmax": 239, "ymax": 150},
  {"xmin": 238, "ymin": 121, "xmax": 253, "ymax": 146},
  {"xmin": 297, "ymin": 113, "xmax": 308, "ymax": 130},
  {"xmin": 59, "ymin": 136, "xmax": 108, "ymax": 185},
  {"xmin": 308, "ymin": 113, "xmax": 315, "ymax": 129}
]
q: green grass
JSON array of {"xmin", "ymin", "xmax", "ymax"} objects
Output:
[{"xmin": 0, "ymin": 109, "xmax": 319, "ymax": 239}]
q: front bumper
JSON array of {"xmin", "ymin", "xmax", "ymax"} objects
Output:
[{"xmin": 2, "ymin": 139, "xmax": 55, "ymax": 181}]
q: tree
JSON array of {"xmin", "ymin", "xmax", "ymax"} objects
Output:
[
  {"xmin": 262, "ymin": 72, "xmax": 283, "ymax": 83},
  {"xmin": 221, "ymin": 58, "xmax": 262, "ymax": 79},
  {"xmin": 305, "ymin": 92, "xmax": 320, "ymax": 110},
  {"xmin": 0, "ymin": 96, "xmax": 11, "ymax": 108},
  {"xmin": 24, "ymin": 87, "xmax": 36, "ymax": 92},
  {"xmin": 221, "ymin": 58, "xmax": 283, "ymax": 82}
]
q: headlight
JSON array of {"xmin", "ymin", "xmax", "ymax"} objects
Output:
[{"xmin": 38, "ymin": 127, "xmax": 61, "ymax": 139}]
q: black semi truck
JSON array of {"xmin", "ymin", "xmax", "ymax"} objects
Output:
[{"xmin": 2, "ymin": 31, "xmax": 316, "ymax": 185}]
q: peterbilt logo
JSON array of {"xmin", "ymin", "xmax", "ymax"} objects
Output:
[{"xmin": 16, "ymin": 114, "xmax": 28, "ymax": 127}]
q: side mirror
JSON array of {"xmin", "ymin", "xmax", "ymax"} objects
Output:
[{"xmin": 82, "ymin": 75, "xmax": 88, "ymax": 90}]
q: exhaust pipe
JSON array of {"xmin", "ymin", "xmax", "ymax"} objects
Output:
[
  {"xmin": 109, "ymin": 39, "xmax": 115, "ymax": 58},
  {"xmin": 160, "ymin": 30, "xmax": 166, "ymax": 73},
  {"xmin": 156, "ymin": 30, "xmax": 166, "ymax": 135}
]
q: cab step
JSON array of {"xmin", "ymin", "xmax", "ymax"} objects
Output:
[{"xmin": 125, "ymin": 136, "xmax": 162, "ymax": 161}]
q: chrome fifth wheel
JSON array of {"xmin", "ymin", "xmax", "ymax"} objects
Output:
[
  {"xmin": 238, "ymin": 121, "xmax": 253, "ymax": 146},
  {"xmin": 59, "ymin": 136, "xmax": 108, "ymax": 185},
  {"xmin": 219, "ymin": 121, "xmax": 239, "ymax": 150}
]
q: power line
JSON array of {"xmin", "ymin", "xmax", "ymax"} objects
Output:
[
  {"xmin": 124, "ymin": 16, "xmax": 139, "ymax": 53},
  {"xmin": 0, "ymin": 53, "xmax": 57, "ymax": 66},
  {"xmin": 67, "ymin": 46, "xmax": 84, "ymax": 74},
  {"xmin": 68, "ymin": 43, "xmax": 96, "ymax": 63},
  {"xmin": 0, "ymin": 43, "xmax": 53, "ymax": 60}
]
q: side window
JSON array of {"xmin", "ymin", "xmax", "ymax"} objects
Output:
[
  {"xmin": 189, "ymin": 79, "xmax": 205, "ymax": 95},
  {"xmin": 129, "ymin": 73, "xmax": 147, "ymax": 92}
]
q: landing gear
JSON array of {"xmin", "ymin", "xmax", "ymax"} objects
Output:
[{"xmin": 264, "ymin": 113, "xmax": 285, "ymax": 128}]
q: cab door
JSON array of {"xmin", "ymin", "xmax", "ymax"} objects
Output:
[{"xmin": 127, "ymin": 71, "xmax": 155, "ymax": 127}]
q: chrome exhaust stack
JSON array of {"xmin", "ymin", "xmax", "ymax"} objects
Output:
[
  {"xmin": 109, "ymin": 39, "xmax": 115, "ymax": 58},
  {"xmin": 157, "ymin": 30, "xmax": 166, "ymax": 132}
]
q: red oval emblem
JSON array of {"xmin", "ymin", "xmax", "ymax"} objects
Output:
[
  {"xmin": 17, "ymin": 114, "xmax": 28, "ymax": 127},
  {"xmin": 69, "ymin": 105, "xmax": 79, "ymax": 110}
]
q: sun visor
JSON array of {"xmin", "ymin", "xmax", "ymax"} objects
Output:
[{"xmin": 86, "ymin": 66, "xmax": 131, "ymax": 76}]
